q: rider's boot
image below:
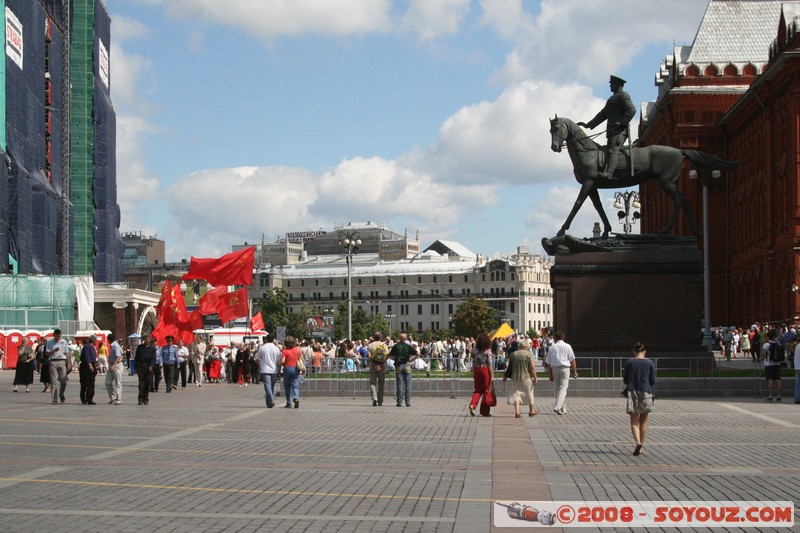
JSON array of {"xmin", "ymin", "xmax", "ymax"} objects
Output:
[{"xmin": 599, "ymin": 152, "xmax": 619, "ymax": 180}]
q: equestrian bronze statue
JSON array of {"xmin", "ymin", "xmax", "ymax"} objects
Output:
[{"xmin": 549, "ymin": 115, "xmax": 737, "ymax": 237}]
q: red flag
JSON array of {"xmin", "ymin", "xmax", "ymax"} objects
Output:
[
  {"xmin": 156, "ymin": 279, "xmax": 172, "ymax": 314},
  {"xmin": 249, "ymin": 312, "xmax": 264, "ymax": 332},
  {"xmin": 198, "ymin": 285, "xmax": 228, "ymax": 315},
  {"xmin": 153, "ymin": 279, "xmax": 194, "ymax": 346},
  {"xmin": 189, "ymin": 310, "xmax": 204, "ymax": 331},
  {"xmin": 216, "ymin": 287, "xmax": 249, "ymax": 323},
  {"xmin": 182, "ymin": 246, "xmax": 254, "ymax": 287},
  {"xmin": 169, "ymin": 283, "xmax": 190, "ymax": 324}
]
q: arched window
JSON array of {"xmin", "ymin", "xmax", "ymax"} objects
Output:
[
  {"xmin": 723, "ymin": 63, "xmax": 737, "ymax": 76},
  {"xmin": 742, "ymin": 63, "xmax": 757, "ymax": 76},
  {"xmin": 704, "ymin": 64, "xmax": 719, "ymax": 76},
  {"xmin": 685, "ymin": 64, "xmax": 700, "ymax": 77}
]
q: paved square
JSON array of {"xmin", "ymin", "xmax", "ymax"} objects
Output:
[{"xmin": 0, "ymin": 371, "xmax": 797, "ymax": 532}]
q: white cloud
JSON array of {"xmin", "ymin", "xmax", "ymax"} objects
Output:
[
  {"xmin": 156, "ymin": 0, "xmax": 393, "ymax": 39},
  {"xmin": 485, "ymin": 0, "xmax": 709, "ymax": 84},
  {"xmin": 166, "ymin": 166, "xmax": 319, "ymax": 258},
  {"xmin": 401, "ymin": 0, "xmax": 472, "ymax": 41},
  {"xmin": 416, "ymin": 80, "xmax": 605, "ymax": 185}
]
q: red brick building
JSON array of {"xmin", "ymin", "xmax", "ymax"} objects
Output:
[{"xmin": 638, "ymin": 0, "xmax": 800, "ymax": 326}]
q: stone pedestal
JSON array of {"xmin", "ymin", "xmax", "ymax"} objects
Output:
[{"xmin": 549, "ymin": 235, "xmax": 709, "ymax": 363}]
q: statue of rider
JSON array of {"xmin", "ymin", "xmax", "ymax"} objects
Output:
[{"xmin": 578, "ymin": 75, "xmax": 636, "ymax": 179}]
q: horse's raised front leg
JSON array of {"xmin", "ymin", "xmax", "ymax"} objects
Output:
[
  {"xmin": 558, "ymin": 180, "xmax": 594, "ymax": 236},
  {"xmin": 588, "ymin": 188, "xmax": 613, "ymax": 237}
]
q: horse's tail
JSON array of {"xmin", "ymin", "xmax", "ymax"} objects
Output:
[{"xmin": 681, "ymin": 150, "xmax": 738, "ymax": 171}]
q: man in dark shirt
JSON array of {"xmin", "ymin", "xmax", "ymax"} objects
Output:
[
  {"xmin": 390, "ymin": 333, "xmax": 419, "ymax": 407},
  {"xmin": 135, "ymin": 335, "xmax": 157, "ymax": 405},
  {"xmin": 79, "ymin": 335, "xmax": 98, "ymax": 405}
]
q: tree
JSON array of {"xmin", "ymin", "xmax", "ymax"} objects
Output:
[
  {"xmin": 256, "ymin": 288, "xmax": 290, "ymax": 335},
  {"xmin": 333, "ymin": 300, "xmax": 389, "ymax": 341},
  {"xmin": 452, "ymin": 296, "xmax": 496, "ymax": 338}
]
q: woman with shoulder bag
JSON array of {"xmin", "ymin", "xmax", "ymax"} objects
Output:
[
  {"xmin": 468, "ymin": 333, "xmax": 495, "ymax": 417},
  {"xmin": 279, "ymin": 336, "xmax": 302, "ymax": 409}
]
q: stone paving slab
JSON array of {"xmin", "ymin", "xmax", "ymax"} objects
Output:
[{"xmin": 0, "ymin": 371, "xmax": 797, "ymax": 532}]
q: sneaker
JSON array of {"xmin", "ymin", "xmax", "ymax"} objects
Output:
[
  {"xmin": 294, "ymin": 399, "xmax": 300, "ymax": 409},
  {"xmin": 776, "ymin": 397, "xmax": 782, "ymax": 402},
  {"xmin": 373, "ymin": 400, "xmax": 378, "ymax": 407},
  {"xmin": 766, "ymin": 397, "xmax": 773, "ymax": 402}
]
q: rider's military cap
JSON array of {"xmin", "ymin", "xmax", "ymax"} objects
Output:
[{"xmin": 609, "ymin": 75, "xmax": 626, "ymax": 86}]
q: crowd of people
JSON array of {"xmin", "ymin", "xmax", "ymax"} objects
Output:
[{"xmin": 9, "ymin": 322, "xmax": 798, "ymax": 455}]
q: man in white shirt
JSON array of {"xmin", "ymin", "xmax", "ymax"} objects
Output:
[
  {"xmin": 105, "ymin": 334, "xmax": 124, "ymax": 404},
  {"xmin": 46, "ymin": 328, "xmax": 72, "ymax": 404},
  {"xmin": 192, "ymin": 337, "xmax": 206, "ymax": 386},
  {"xmin": 544, "ymin": 331, "xmax": 578, "ymax": 415},
  {"xmin": 176, "ymin": 339, "xmax": 190, "ymax": 389},
  {"xmin": 256, "ymin": 334, "xmax": 282, "ymax": 408}
]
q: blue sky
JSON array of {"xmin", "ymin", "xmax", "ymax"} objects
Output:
[{"xmin": 105, "ymin": 0, "xmax": 709, "ymax": 261}]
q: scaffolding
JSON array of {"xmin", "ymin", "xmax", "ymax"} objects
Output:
[
  {"xmin": 69, "ymin": 0, "xmax": 93, "ymax": 276},
  {"xmin": 59, "ymin": 0, "xmax": 71, "ymax": 274}
]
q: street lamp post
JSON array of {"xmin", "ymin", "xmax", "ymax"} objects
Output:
[
  {"xmin": 613, "ymin": 191, "xmax": 641, "ymax": 234},
  {"xmin": 689, "ymin": 168, "xmax": 722, "ymax": 349},
  {"xmin": 339, "ymin": 230, "xmax": 361, "ymax": 341}
]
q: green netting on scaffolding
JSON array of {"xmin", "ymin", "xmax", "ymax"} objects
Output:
[
  {"xmin": 70, "ymin": 0, "xmax": 95, "ymax": 276},
  {"xmin": 0, "ymin": 275, "xmax": 75, "ymax": 328}
]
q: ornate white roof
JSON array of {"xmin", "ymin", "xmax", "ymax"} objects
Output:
[{"xmin": 686, "ymin": 0, "xmax": 785, "ymax": 67}]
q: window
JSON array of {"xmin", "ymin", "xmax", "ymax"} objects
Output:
[
  {"xmin": 373, "ymin": 277, "xmax": 376, "ymax": 285},
  {"xmin": 287, "ymin": 281, "xmax": 291, "ymax": 287},
  {"xmin": 449, "ymin": 275, "xmax": 453, "ymax": 283},
  {"xmin": 315, "ymin": 279, "xmax": 319, "ymax": 286},
  {"xmin": 417, "ymin": 276, "xmax": 422, "ymax": 283},
  {"xmin": 301, "ymin": 280, "xmax": 305, "ymax": 287},
  {"xmin": 464, "ymin": 275, "xmax": 468, "ymax": 282},
  {"xmin": 448, "ymin": 304, "xmax": 453, "ymax": 314},
  {"xmin": 433, "ymin": 276, "xmax": 437, "ymax": 283},
  {"xmin": 417, "ymin": 322, "xmax": 423, "ymax": 332},
  {"xmin": 417, "ymin": 304, "xmax": 423, "ymax": 315}
]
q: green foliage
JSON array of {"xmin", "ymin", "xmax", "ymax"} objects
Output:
[
  {"xmin": 332, "ymin": 300, "xmax": 389, "ymax": 341},
  {"xmin": 256, "ymin": 288, "xmax": 290, "ymax": 334},
  {"xmin": 452, "ymin": 296, "xmax": 496, "ymax": 338}
]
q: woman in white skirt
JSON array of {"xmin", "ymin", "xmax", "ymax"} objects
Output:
[{"xmin": 503, "ymin": 338, "xmax": 539, "ymax": 418}]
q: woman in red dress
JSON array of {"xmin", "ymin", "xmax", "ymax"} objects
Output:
[
  {"xmin": 208, "ymin": 348, "xmax": 222, "ymax": 383},
  {"xmin": 468, "ymin": 333, "xmax": 495, "ymax": 417}
]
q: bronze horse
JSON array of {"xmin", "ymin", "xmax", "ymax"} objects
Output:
[{"xmin": 549, "ymin": 115, "xmax": 737, "ymax": 237}]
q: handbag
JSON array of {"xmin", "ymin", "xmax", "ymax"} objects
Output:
[
  {"xmin": 296, "ymin": 351, "xmax": 306, "ymax": 373},
  {"xmin": 484, "ymin": 386, "xmax": 497, "ymax": 407}
]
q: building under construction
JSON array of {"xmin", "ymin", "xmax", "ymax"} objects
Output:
[{"xmin": 0, "ymin": 0, "xmax": 122, "ymax": 282}]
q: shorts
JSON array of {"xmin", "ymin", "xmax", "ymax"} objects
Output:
[
  {"xmin": 764, "ymin": 365, "xmax": 782, "ymax": 381},
  {"xmin": 625, "ymin": 390, "xmax": 654, "ymax": 415}
]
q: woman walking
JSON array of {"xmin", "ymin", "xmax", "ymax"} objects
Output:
[
  {"xmin": 503, "ymin": 338, "xmax": 539, "ymax": 417},
  {"xmin": 468, "ymin": 333, "xmax": 495, "ymax": 417},
  {"xmin": 36, "ymin": 340, "xmax": 51, "ymax": 393},
  {"xmin": 13, "ymin": 338, "xmax": 35, "ymax": 393},
  {"xmin": 280, "ymin": 336, "xmax": 302, "ymax": 408},
  {"xmin": 624, "ymin": 341, "xmax": 656, "ymax": 456}
]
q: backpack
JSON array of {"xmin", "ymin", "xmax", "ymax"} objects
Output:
[
  {"xmin": 769, "ymin": 341, "xmax": 785, "ymax": 363},
  {"xmin": 392, "ymin": 343, "xmax": 410, "ymax": 364},
  {"xmin": 372, "ymin": 343, "xmax": 388, "ymax": 363}
]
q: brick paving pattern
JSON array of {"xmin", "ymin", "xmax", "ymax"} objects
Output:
[{"xmin": 0, "ymin": 371, "xmax": 797, "ymax": 532}]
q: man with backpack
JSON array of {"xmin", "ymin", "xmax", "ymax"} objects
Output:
[
  {"xmin": 390, "ymin": 333, "xmax": 419, "ymax": 407},
  {"xmin": 368, "ymin": 332, "xmax": 389, "ymax": 406},
  {"xmin": 762, "ymin": 329, "xmax": 784, "ymax": 402}
]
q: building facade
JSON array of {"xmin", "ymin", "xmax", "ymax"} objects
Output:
[
  {"xmin": 251, "ymin": 224, "xmax": 554, "ymax": 335},
  {"xmin": 1, "ymin": 0, "xmax": 122, "ymax": 281},
  {"xmin": 639, "ymin": 0, "xmax": 800, "ymax": 325}
]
